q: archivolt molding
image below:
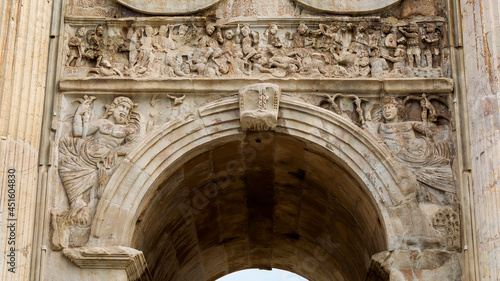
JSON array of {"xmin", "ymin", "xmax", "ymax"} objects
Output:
[{"xmin": 89, "ymin": 95, "xmax": 421, "ymax": 249}]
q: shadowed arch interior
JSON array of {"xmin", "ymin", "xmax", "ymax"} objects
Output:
[{"xmin": 132, "ymin": 132, "xmax": 387, "ymax": 281}]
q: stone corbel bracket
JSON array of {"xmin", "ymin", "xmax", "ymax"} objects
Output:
[
  {"xmin": 63, "ymin": 246, "xmax": 151, "ymax": 281},
  {"xmin": 239, "ymin": 83, "xmax": 281, "ymax": 132}
]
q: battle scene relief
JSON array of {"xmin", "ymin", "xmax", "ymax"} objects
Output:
[{"xmin": 62, "ymin": 17, "xmax": 450, "ymax": 79}]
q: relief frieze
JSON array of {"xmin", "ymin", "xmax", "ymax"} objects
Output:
[{"xmin": 62, "ymin": 17, "xmax": 449, "ymax": 80}]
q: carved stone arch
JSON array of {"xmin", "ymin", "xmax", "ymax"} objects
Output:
[{"xmin": 89, "ymin": 95, "xmax": 425, "ymax": 251}]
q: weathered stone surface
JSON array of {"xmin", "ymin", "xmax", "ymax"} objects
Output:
[
  {"xmin": 239, "ymin": 83, "xmax": 281, "ymax": 132},
  {"xmin": 5, "ymin": 0, "xmax": 493, "ymax": 279},
  {"xmin": 0, "ymin": 0, "xmax": 52, "ymax": 280},
  {"xmin": 114, "ymin": 0, "xmax": 221, "ymax": 15},
  {"xmin": 61, "ymin": 17, "xmax": 450, "ymax": 79},
  {"xmin": 296, "ymin": 0, "xmax": 401, "ymax": 14},
  {"xmin": 461, "ymin": 0, "xmax": 500, "ymax": 279}
]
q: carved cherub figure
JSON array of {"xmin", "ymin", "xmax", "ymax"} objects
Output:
[{"xmin": 66, "ymin": 27, "xmax": 86, "ymax": 67}]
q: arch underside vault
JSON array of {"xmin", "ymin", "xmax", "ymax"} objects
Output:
[{"xmin": 132, "ymin": 133, "xmax": 386, "ymax": 281}]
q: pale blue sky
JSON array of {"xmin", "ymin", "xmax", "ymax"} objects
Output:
[{"xmin": 217, "ymin": 268, "xmax": 308, "ymax": 281}]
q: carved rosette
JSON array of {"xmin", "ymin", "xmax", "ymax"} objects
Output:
[{"xmin": 239, "ymin": 83, "xmax": 281, "ymax": 132}]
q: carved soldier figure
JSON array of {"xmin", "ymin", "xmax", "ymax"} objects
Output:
[
  {"xmin": 223, "ymin": 29, "xmax": 236, "ymax": 49},
  {"xmin": 380, "ymin": 22, "xmax": 397, "ymax": 50},
  {"xmin": 316, "ymin": 22, "xmax": 343, "ymax": 51},
  {"xmin": 422, "ymin": 23, "xmax": 441, "ymax": 68},
  {"xmin": 264, "ymin": 24, "xmax": 283, "ymax": 48},
  {"xmin": 136, "ymin": 25, "xmax": 154, "ymax": 73},
  {"xmin": 398, "ymin": 23, "xmax": 421, "ymax": 67},
  {"xmin": 237, "ymin": 24, "xmax": 260, "ymax": 62},
  {"xmin": 197, "ymin": 22, "xmax": 218, "ymax": 48},
  {"xmin": 348, "ymin": 21, "xmax": 370, "ymax": 54},
  {"xmin": 383, "ymin": 44, "xmax": 407, "ymax": 76},
  {"xmin": 58, "ymin": 96, "xmax": 141, "ymax": 217},
  {"xmin": 288, "ymin": 23, "xmax": 313, "ymax": 48},
  {"xmin": 84, "ymin": 24, "xmax": 105, "ymax": 67},
  {"xmin": 369, "ymin": 47, "xmax": 389, "ymax": 78},
  {"xmin": 66, "ymin": 27, "xmax": 86, "ymax": 67}
]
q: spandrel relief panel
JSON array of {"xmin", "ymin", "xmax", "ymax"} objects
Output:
[
  {"xmin": 317, "ymin": 93, "xmax": 456, "ymax": 203},
  {"xmin": 50, "ymin": 92, "xmax": 227, "ymax": 249}
]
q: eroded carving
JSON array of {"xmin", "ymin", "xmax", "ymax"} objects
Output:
[
  {"xmin": 66, "ymin": 26, "xmax": 86, "ymax": 67},
  {"xmin": 320, "ymin": 93, "xmax": 455, "ymax": 196},
  {"xmin": 239, "ymin": 83, "xmax": 281, "ymax": 132},
  {"xmin": 63, "ymin": 18, "xmax": 449, "ymax": 79},
  {"xmin": 53, "ymin": 96, "xmax": 141, "ymax": 249},
  {"xmin": 432, "ymin": 207, "xmax": 460, "ymax": 251},
  {"xmin": 372, "ymin": 96, "xmax": 454, "ymax": 193}
]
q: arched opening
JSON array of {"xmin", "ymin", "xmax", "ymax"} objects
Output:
[
  {"xmin": 216, "ymin": 268, "xmax": 308, "ymax": 281},
  {"xmin": 131, "ymin": 132, "xmax": 387, "ymax": 281}
]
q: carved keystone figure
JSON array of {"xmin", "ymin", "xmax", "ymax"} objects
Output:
[{"xmin": 239, "ymin": 83, "xmax": 281, "ymax": 132}]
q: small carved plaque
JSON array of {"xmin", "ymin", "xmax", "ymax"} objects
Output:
[{"xmin": 239, "ymin": 83, "xmax": 281, "ymax": 132}]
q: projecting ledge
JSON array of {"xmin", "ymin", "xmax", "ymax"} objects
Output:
[
  {"xmin": 59, "ymin": 77, "xmax": 454, "ymax": 95},
  {"xmin": 63, "ymin": 246, "xmax": 151, "ymax": 281}
]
